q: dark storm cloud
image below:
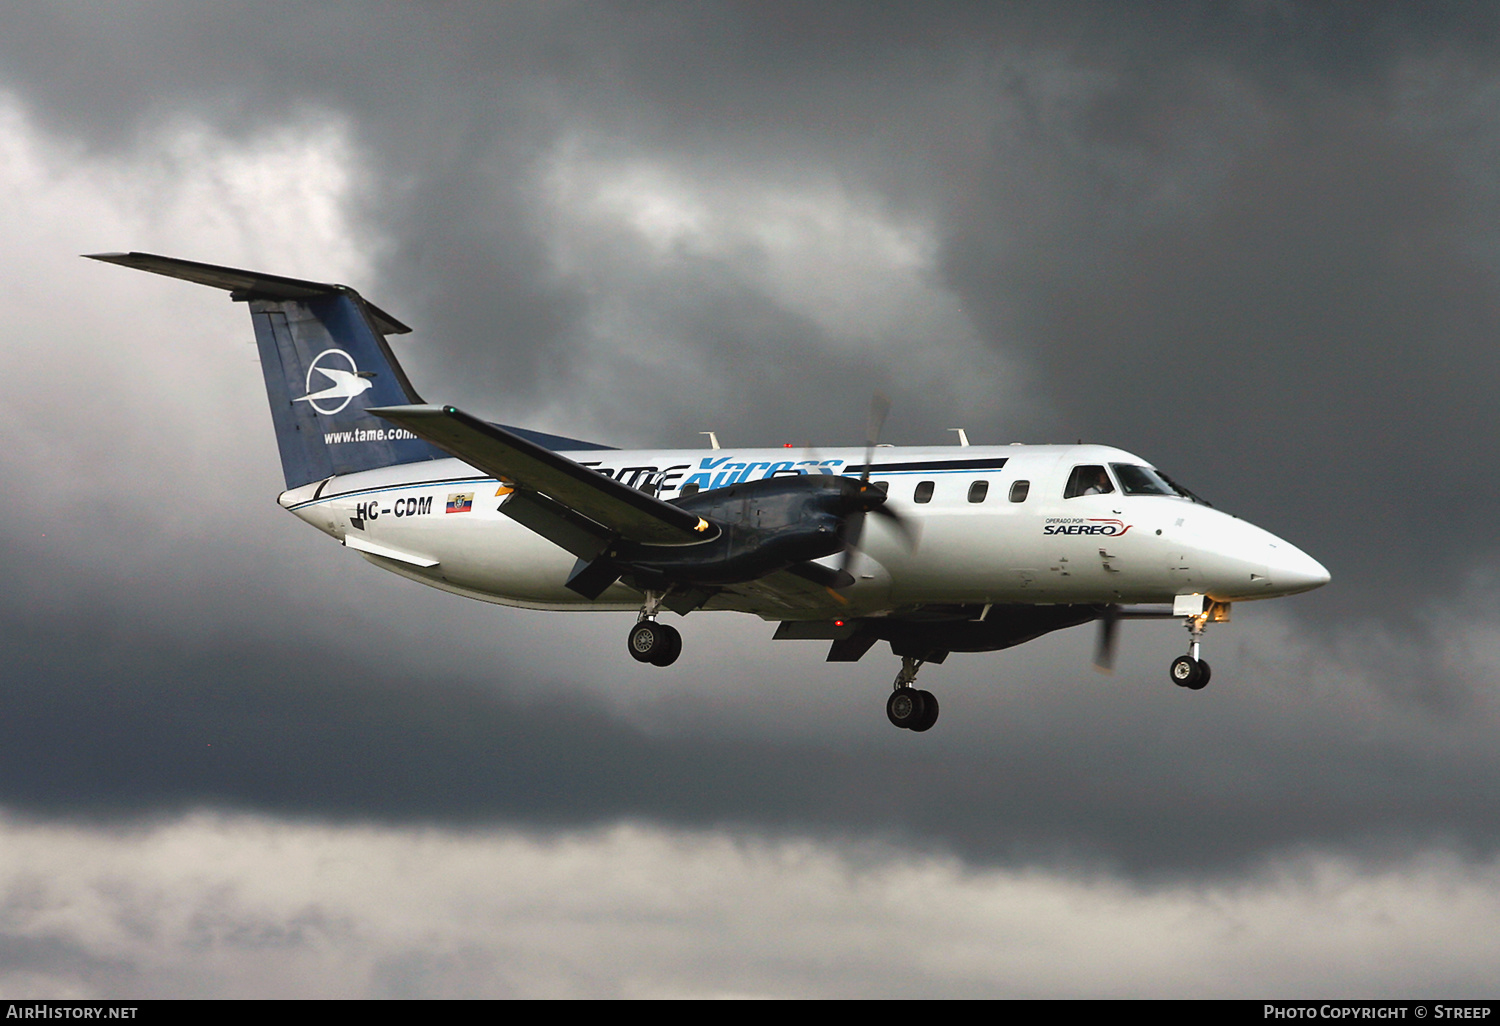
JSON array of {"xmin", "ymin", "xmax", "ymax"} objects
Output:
[
  {"xmin": 918, "ymin": 13, "xmax": 1500, "ymax": 626},
  {"xmin": 9, "ymin": 3, "xmax": 1497, "ymax": 466},
  {"xmin": 947, "ymin": 110, "xmax": 1500, "ymax": 613},
  {"xmin": 2, "ymin": 534, "xmax": 1497, "ymax": 877},
  {"xmin": 5, "ymin": 1, "xmax": 1500, "ymax": 882}
]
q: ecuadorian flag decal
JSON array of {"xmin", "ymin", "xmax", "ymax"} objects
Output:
[{"xmin": 445, "ymin": 492, "xmax": 474, "ymax": 514}]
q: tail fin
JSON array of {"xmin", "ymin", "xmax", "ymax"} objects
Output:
[{"xmin": 87, "ymin": 252, "xmax": 449, "ymax": 489}]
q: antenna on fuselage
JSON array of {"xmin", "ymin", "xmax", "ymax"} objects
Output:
[
  {"xmin": 699, "ymin": 431, "xmax": 721, "ymax": 450},
  {"xmin": 947, "ymin": 428, "xmax": 970, "ymax": 447}
]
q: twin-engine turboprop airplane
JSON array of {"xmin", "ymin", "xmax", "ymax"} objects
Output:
[{"xmin": 89, "ymin": 252, "xmax": 1330, "ymax": 732}]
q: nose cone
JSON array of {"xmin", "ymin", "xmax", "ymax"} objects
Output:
[
  {"xmin": 1268, "ymin": 542, "xmax": 1331, "ymax": 595},
  {"xmin": 1182, "ymin": 509, "xmax": 1330, "ymax": 601}
]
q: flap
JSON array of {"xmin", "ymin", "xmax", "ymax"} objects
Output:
[{"xmin": 712, "ymin": 566, "xmax": 853, "ymax": 615}]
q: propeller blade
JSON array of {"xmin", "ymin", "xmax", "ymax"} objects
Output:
[
  {"xmin": 841, "ymin": 507, "xmax": 867, "ymax": 551},
  {"xmin": 862, "ymin": 393, "xmax": 890, "ymax": 484},
  {"xmin": 837, "ymin": 508, "xmax": 867, "ymax": 580},
  {"xmin": 836, "ymin": 393, "xmax": 895, "ymax": 587},
  {"xmin": 871, "ymin": 503, "xmax": 918, "ymax": 550},
  {"xmin": 1093, "ymin": 605, "xmax": 1119, "ymax": 673}
]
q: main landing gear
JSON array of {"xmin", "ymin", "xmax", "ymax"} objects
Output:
[
  {"xmin": 628, "ymin": 619, "xmax": 681, "ymax": 666},
  {"xmin": 627, "ymin": 591, "xmax": 681, "ymax": 667},
  {"xmin": 1170, "ymin": 613, "xmax": 1211, "ymax": 690},
  {"xmin": 886, "ymin": 655, "xmax": 939, "ymax": 732}
]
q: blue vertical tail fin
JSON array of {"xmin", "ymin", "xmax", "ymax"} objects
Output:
[{"xmin": 87, "ymin": 252, "xmax": 449, "ymax": 488}]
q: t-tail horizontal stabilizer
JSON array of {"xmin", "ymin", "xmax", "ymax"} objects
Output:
[{"xmin": 85, "ymin": 252, "xmax": 412, "ymax": 334}]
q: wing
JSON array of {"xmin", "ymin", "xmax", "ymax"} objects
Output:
[{"xmin": 369, "ymin": 404, "xmax": 718, "ymax": 557}]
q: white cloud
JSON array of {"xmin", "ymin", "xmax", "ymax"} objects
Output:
[
  {"xmin": 0, "ymin": 91, "xmax": 367, "ymax": 487},
  {"xmin": 0, "ymin": 813, "xmax": 1495, "ymax": 999},
  {"xmin": 0, "ymin": 93, "xmax": 381, "ymax": 611}
]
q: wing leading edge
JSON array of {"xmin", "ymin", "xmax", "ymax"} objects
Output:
[{"xmin": 369, "ymin": 404, "xmax": 718, "ymax": 555}]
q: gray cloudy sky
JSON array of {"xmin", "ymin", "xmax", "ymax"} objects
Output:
[{"xmin": 1, "ymin": 0, "xmax": 1499, "ymax": 998}]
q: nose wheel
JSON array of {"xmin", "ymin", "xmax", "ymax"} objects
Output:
[
  {"xmin": 1169, "ymin": 613, "xmax": 1212, "ymax": 690},
  {"xmin": 1170, "ymin": 654, "xmax": 1211, "ymax": 689}
]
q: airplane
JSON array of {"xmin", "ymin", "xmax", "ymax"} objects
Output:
[{"xmin": 88, "ymin": 252, "xmax": 1330, "ymax": 733}]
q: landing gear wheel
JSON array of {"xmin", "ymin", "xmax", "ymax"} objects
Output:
[
  {"xmin": 629, "ymin": 621, "xmax": 664, "ymax": 663},
  {"xmin": 629, "ymin": 621, "xmax": 683, "ymax": 666},
  {"xmin": 1170, "ymin": 655, "xmax": 1209, "ymax": 690},
  {"xmin": 886, "ymin": 688, "xmax": 929, "ymax": 730},
  {"xmin": 909, "ymin": 689, "xmax": 939, "ymax": 732},
  {"xmin": 1190, "ymin": 659, "xmax": 1210, "ymax": 690},
  {"xmin": 648, "ymin": 624, "xmax": 682, "ymax": 667}
]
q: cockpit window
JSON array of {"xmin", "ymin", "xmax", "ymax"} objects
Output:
[
  {"xmin": 1108, "ymin": 464, "xmax": 1214, "ymax": 506},
  {"xmin": 1110, "ymin": 464, "xmax": 1176, "ymax": 496},
  {"xmin": 1158, "ymin": 471, "xmax": 1213, "ymax": 507},
  {"xmin": 1063, "ymin": 465, "xmax": 1115, "ymax": 499}
]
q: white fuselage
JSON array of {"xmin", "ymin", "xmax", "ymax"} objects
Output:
[{"xmin": 277, "ymin": 442, "xmax": 1329, "ymax": 619}]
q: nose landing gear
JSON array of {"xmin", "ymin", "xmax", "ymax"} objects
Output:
[{"xmin": 1169, "ymin": 610, "xmax": 1213, "ymax": 690}]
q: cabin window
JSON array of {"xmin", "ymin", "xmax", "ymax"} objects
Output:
[
  {"xmin": 967, "ymin": 480, "xmax": 989, "ymax": 503},
  {"xmin": 874, "ymin": 480, "xmax": 889, "ymax": 495},
  {"xmin": 680, "ymin": 483, "xmax": 700, "ymax": 497},
  {"xmin": 1064, "ymin": 465, "xmax": 1115, "ymax": 499},
  {"xmin": 914, "ymin": 480, "xmax": 935, "ymax": 503},
  {"xmin": 1009, "ymin": 480, "xmax": 1030, "ymax": 503}
]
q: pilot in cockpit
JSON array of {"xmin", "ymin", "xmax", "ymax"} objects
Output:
[{"xmin": 1080, "ymin": 467, "xmax": 1113, "ymax": 496}]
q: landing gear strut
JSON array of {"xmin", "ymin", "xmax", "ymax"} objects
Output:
[
  {"xmin": 887, "ymin": 656, "xmax": 939, "ymax": 732},
  {"xmin": 627, "ymin": 591, "xmax": 681, "ymax": 667},
  {"xmin": 1169, "ymin": 614, "xmax": 1211, "ymax": 690}
]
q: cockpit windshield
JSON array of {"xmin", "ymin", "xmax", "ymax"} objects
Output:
[
  {"xmin": 1109, "ymin": 464, "xmax": 1213, "ymax": 506},
  {"xmin": 1159, "ymin": 471, "xmax": 1212, "ymax": 506},
  {"xmin": 1109, "ymin": 464, "xmax": 1175, "ymax": 495}
]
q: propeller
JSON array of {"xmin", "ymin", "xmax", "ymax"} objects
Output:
[
  {"xmin": 836, "ymin": 395, "xmax": 916, "ymax": 582},
  {"xmin": 1093, "ymin": 604, "xmax": 1120, "ymax": 673},
  {"xmin": 837, "ymin": 393, "xmax": 888, "ymax": 552}
]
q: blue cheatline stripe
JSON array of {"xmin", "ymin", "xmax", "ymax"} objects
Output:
[
  {"xmin": 842, "ymin": 457, "xmax": 1009, "ymax": 475},
  {"xmin": 290, "ymin": 461, "xmax": 1014, "ymax": 512}
]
